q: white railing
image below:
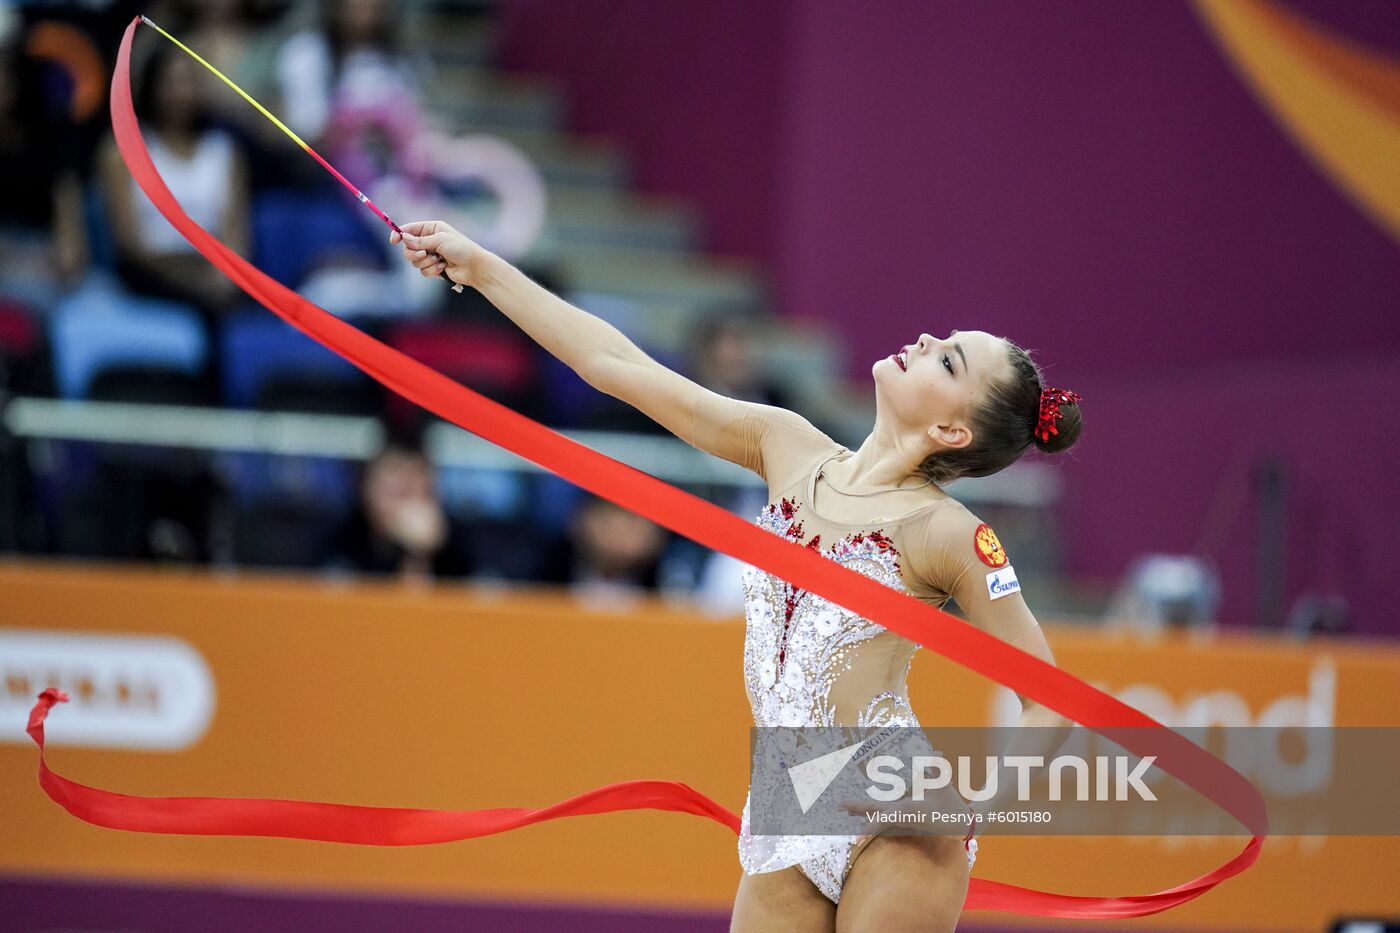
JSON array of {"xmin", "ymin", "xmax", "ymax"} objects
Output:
[{"xmin": 2, "ymin": 397, "xmax": 1061, "ymax": 506}]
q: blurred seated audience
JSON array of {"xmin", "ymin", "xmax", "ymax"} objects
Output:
[
  {"xmin": 97, "ymin": 45, "xmax": 251, "ymax": 321},
  {"xmin": 536, "ymin": 494, "xmax": 668, "ymax": 601},
  {"xmin": 321, "ymin": 428, "xmax": 474, "ymax": 582},
  {"xmin": 0, "ymin": 37, "xmax": 87, "ymax": 307},
  {"xmin": 158, "ymin": 0, "xmax": 310, "ymax": 191}
]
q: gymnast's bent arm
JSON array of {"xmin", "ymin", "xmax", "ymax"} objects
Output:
[{"xmin": 391, "ymin": 221, "xmax": 830, "ymax": 479}]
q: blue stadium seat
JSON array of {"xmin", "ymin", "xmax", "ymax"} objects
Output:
[
  {"xmin": 252, "ymin": 191, "xmax": 386, "ymax": 288},
  {"xmin": 216, "ymin": 448, "xmax": 358, "ymax": 507},
  {"xmin": 530, "ymin": 473, "xmax": 586, "ymax": 537},
  {"xmin": 219, "ymin": 310, "xmax": 367, "ymax": 410},
  {"xmin": 49, "ymin": 282, "xmax": 206, "ymax": 399},
  {"xmin": 540, "ymin": 355, "xmax": 592, "ymax": 427}
]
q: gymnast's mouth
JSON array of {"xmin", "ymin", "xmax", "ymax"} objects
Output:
[{"xmin": 892, "ymin": 347, "xmax": 908, "ymax": 372}]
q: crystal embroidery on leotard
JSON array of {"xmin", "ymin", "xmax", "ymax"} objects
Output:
[
  {"xmin": 741, "ymin": 498, "xmax": 907, "ymax": 730},
  {"xmin": 737, "ymin": 496, "xmax": 977, "ymax": 902}
]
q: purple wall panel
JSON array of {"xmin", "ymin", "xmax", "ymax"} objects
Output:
[
  {"xmin": 497, "ymin": 0, "xmax": 791, "ymax": 261},
  {"xmin": 770, "ymin": 0, "xmax": 1400, "ymax": 379},
  {"xmin": 1065, "ymin": 355, "xmax": 1400, "ymax": 633}
]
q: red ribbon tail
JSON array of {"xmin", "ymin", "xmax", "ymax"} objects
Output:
[{"xmin": 28, "ymin": 691, "xmax": 740, "ymax": 844}]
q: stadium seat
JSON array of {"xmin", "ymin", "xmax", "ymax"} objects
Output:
[
  {"xmin": 384, "ymin": 319, "xmax": 539, "ymax": 423},
  {"xmin": 530, "ymin": 473, "xmax": 586, "ymax": 537},
  {"xmin": 219, "ymin": 310, "xmax": 376, "ymax": 414},
  {"xmin": 229, "ymin": 498, "xmax": 351, "ymax": 569},
  {"xmin": 0, "ymin": 300, "xmax": 38, "ymax": 359},
  {"xmin": 49, "ymin": 282, "xmax": 207, "ymax": 401},
  {"xmin": 252, "ymin": 190, "xmax": 386, "ymax": 288},
  {"xmin": 85, "ymin": 365, "xmax": 209, "ymax": 406},
  {"xmin": 539, "ymin": 355, "xmax": 592, "ymax": 428},
  {"xmin": 0, "ymin": 299, "xmax": 45, "ymax": 394}
]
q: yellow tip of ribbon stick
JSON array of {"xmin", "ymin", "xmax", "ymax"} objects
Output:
[{"xmin": 139, "ymin": 15, "xmax": 311, "ymax": 154}]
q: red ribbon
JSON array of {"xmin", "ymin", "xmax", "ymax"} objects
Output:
[{"xmin": 26, "ymin": 16, "xmax": 1269, "ymax": 919}]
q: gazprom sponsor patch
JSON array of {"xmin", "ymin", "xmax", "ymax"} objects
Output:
[{"xmin": 985, "ymin": 565, "xmax": 1021, "ymax": 600}]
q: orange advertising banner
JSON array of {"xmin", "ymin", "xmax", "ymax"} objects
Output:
[{"xmin": 1, "ymin": 560, "xmax": 1398, "ymax": 929}]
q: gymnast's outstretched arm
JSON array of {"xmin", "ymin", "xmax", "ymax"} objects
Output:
[{"xmin": 391, "ymin": 221, "xmax": 833, "ymax": 480}]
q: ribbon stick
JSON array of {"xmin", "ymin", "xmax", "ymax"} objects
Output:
[
  {"xmin": 137, "ymin": 15, "xmax": 463, "ymax": 292},
  {"xmin": 24, "ymin": 16, "xmax": 1269, "ymax": 919}
]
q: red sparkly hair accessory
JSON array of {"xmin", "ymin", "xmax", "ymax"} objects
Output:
[{"xmin": 1035, "ymin": 387, "xmax": 1081, "ymax": 442}]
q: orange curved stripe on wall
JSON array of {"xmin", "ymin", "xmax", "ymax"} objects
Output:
[
  {"xmin": 25, "ymin": 22, "xmax": 107, "ymax": 123},
  {"xmin": 1193, "ymin": 0, "xmax": 1400, "ymax": 244},
  {"xmin": 1257, "ymin": 4, "xmax": 1400, "ymax": 123}
]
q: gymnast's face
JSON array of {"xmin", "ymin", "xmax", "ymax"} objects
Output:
[{"xmin": 872, "ymin": 329, "xmax": 1008, "ymax": 452}]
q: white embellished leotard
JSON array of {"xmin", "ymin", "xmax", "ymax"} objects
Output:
[
  {"xmin": 736, "ymin": 445, "xmax": 980, "ymax": 901},
  {"xmin": 685, "ymin": 396, "xmax": 1017, "ymax": 904}
]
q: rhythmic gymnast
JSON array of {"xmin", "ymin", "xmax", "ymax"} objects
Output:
[{"xmin": 391, "ymin": 222, "xmax": 1079, "ymax": 931}]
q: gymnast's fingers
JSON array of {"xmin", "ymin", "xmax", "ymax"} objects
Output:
[{"xmin": 398, "ymin": 220, "xmax": 443, "ymax": 239}]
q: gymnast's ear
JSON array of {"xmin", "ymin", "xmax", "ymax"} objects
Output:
[{"xmin": 927, "ymin": 420, "xmax": 972, "ymax": 451}]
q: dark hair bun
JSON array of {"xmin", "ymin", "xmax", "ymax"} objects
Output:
[{"xmin": 1032, "ymin": 398, "xmax": 1082, "ymax": 454}]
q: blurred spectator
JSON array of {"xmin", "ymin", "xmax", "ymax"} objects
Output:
[
  {"xmin": 267, "ymin": 1, "xmax": 425, "ymax": 315},
  {"xmin": 691, "ymin": 486, "xmax": 771, "ymax": 618},
  {"xmin": 271, "ymin": 0, "xmax": 546, "ymax": 316},
  {"xmin": 275, "ymin": 0, "xmax": 422, "ymax": 152},
  {"xmin": 1287, "ymin": 591, "xmax": 1352, "ymax": 638},
  {"xmin": 163, "ymin": 0, "xmax": 283, "ymax": 93},
  {"xmin": 689, "ymin": 312, "xmax": 789, "ymax": 407},
  {"xmin": 97, "ymin": 45, "xmax": 252, "ymax": 319},
  {"xmin": 537, "ymin": 495, "xmax": 668, "ymax": 601},
  {"xmin": 0, "ymin": 36, "xmax": 88, "ymax": 304},
  {"xmin": 321, "ymin": 431, "xmax": 473, "ymax": 582},
  {"xmin": 1104, "ymin": 553, "xmax": 1222, "ymax": 633},
  {"xmin": 164, "ymin": 0, "xmax": 295, "ymax": 159}
]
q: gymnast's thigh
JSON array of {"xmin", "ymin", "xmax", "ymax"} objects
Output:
[
  {"xmin": 730, "ymin": 865, "xmax": 836, "ymax": 933},
  {"xmin": 835, "ymin": 834, "xmax": 969, "ymax": 933}
]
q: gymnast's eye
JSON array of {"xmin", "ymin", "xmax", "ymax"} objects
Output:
[{"xmin": 943, "ymin": 354, "xmax": 954, "ymax": 376}]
